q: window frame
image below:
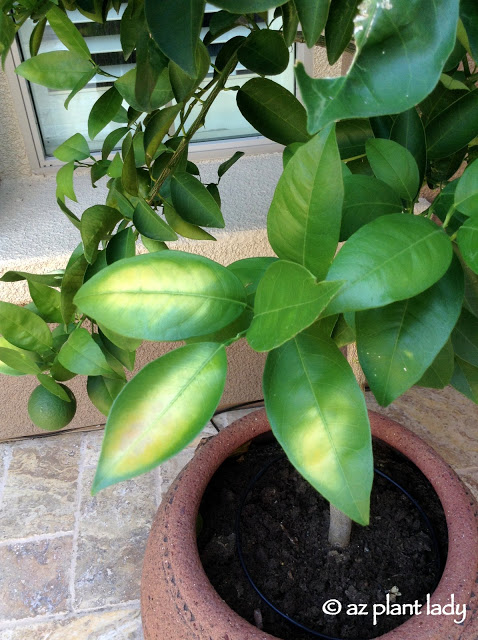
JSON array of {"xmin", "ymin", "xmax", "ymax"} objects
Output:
[{"xmin": 5, "ymin": 37, "xmax": 313, "ymax": 174}]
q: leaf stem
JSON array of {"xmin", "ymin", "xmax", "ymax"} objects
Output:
[{"xmin": 442, "ymin": 204, "xmax": 456, "ymax": 229}]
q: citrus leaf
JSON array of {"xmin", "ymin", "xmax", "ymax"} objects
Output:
[
  {"xmin": 366, "ymin": 138, "xmax": 420, "ymax": 202},
  {"xmin": 237, "ymin": 29, "xmax": 289, "ymax": 75},
  {"xmin": 28, "ymin": 281, "xmax": 63, "ymax": 324},
  {"xmin": 211, "ymin": 0, "xmax": 287, "ymax": 8},
  {"xmin": 218, "ymin": 151, "xmax": 244, "ymax": 179},
  {"xmin": 105, "ymin": 228, "xmax": 136, "ymax": 264},
  {"xmin": 60, "ymin": 253, "xmax": 88, "ymax": 324},
  {"xmin": 37, "ymin": 373, "xmax": 72, "ymax": 402},
  {"xmin": 81, "ymin": 205, "xmax": 123, "ymax": 264},
  {"xmin": 417, "ymin": 339, "xmax": 454, "ymax": 389},
  {"xmin": 171, "ymin": 172, "xmax": 225, "ymax": 228},
  {"xmin": 56, "ymin": 161, "xmax": 77, "ymax": 203},
  {"xmin": 457, "ymin": 213, "xmax": 478, "ymax": 273},
  {"xmin": 88, "ymin": 86, "xmax": 123, "ymax": 140},
  {"xmin": 0, "ymin": 270, "xmax": 63, "ymax": 287},
  {"xmin": 115, "ymin": 67, "xmax": 173, "ymax": 113},
  {"xmin": 74, "ymin": 251, "xmax": 247, "ymax": 341},
  {"xmin": 451, "ymin": 356, "xmax": 478, "ymax": 402},
  {"xmin": 452, "ymin": 307, "xmax": 478, "ymax": 367},
  {"xmin": 87, "ymin": 375, "xmax": 126, "ymax": 416},
  {"xmin": 163, "ymin": 203, "xmax": 216, "ymax": 240},
  {"xmin": 390, "ymin": 107, "xmax": 427, "ymax": 186},
  {"xmin": 455, "ymin": 159, "xmax": 478, "ymax": 216},
  {"xmin": 264, "ymin": 333, "xmax": 373, "ymax": 525},
  {"xmin": 102, "ymin": 127, "xmax": 129, "ymax": 160},
  {"xmin": 227, "ymin": 256, "xmax": 278, "ymax": 295},
  {"xmin": 16, "ymin": 51, "xmax": 93, "ymax": 90},
  {"xmin": 54, "ymin": 133, "xmax": 90, "ymax": 163},
  {"xmin": 58, "ymin": 328, "xmax": 122, "ymax": 379},
  {"xmin": 143, "ymin": 103, "xmax": 183, "ymax": 163},
  {"xmin": 294, "ymin": 0, "xmax": 331, "ymax": 48},
  {"xmin": 133, "ymin": 199, "xmax": 178, "ymax": 241},
  {"xmin": 0, "ymin": 302, "xmax": 52, "ymax": 354},
  {"xmin": 0, "ymin": 346, "xmax": 42, "ymax": 375},
  {"xmin": 46, "ymin": 5, "xmax": 91, "ymax": 60},
  {"xmin": 325, "ymin": 215, "xmax": 453, "ymax": 314},
  {"xmin": 325, "ymin": 0, "xmax": 359, "ymax": 65},
  {"xmin": 92, "ymin": 342, "xmax": 227, "ymax": 492}
]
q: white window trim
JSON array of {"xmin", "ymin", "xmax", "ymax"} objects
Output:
[{"xmin": 5, "ymin": 39, "xmax": 313, "ymax": 174}]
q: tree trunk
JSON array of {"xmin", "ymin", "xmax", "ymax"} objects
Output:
[{"xmin": 328, "ymin": 343, "xmax": 366, "ymax": 548}]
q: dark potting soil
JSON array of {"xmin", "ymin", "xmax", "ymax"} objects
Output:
[{"xmin": 197, "ymin": 434, "xmax": 448, "ymax": 640}]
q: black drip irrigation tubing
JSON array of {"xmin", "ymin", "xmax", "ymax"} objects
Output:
[{"xmin": 235, "ymin": 454, "xmax": 442, "ymax": 640}]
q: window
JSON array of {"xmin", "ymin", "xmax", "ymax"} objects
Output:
[{"xmin": 7, "ymin": 4, "xmax": 312, "ymax": 170}]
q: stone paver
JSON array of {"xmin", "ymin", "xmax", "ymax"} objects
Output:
[
  {"xmin": 0, "ymin": 434, "xmax": 80, "ymax": 540},
  {"xmin": 0, "ymin": 607, "xmax": 143, "ymax": 639},
  {"xmin": 74, "ymin": 466, "xmax": 157, "ymax": 611},
  {"xmin": 0, "ymin": 535, "xmax": 73, "ymax": 621}
]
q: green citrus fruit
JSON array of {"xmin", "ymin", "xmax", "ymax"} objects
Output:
[{"xmin": 28, "ymin": 384, "xmax": 77, "ymax": 431}]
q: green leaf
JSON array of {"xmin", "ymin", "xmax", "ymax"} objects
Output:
[
  {"xmin": 92, "ymin": 342, "xmax": 227, "ymax": 492},
  {"xmin": 331, "ymin": 313, "xmax": 356, "ymax": 348},
  {"xmin": 133, "ymin": 199, "xmax": 177, "ymax": 241},
  {"xmin": 28, "ymin": 281, "xmax": 62, "ymax": 324},
  {"xmin": 87, "ymin": 375, "xmax": 125, "ymax": 416},
  {"xmin": 0, "ymin": 11, "xmax": 16, "ymax": 69},
  {"xmin": 37, "ymin": 373, "xmax": 72, "ymax": 402},
  {"xmin": 218, "ymin": 151, "xmax": 244, "ymax": 179},
  {"xmin": 97, "ymin": 325, "xmax": 142, "ymax": 352},
  {"xmin": 0, "ymin": 338, "xmax": 38, "ymax": 377},
  {"xmin": 247, "ymin": 261, "xmax": 343, "ymax": 352},
  {"xmin": 171, "ymin": 172, "xmax": 225, "ymax": 228},
  {"xmin": 237, "ymin": 77, "xmax": 310, "ymax": 146},
  {"xmin": 64, "ymin": 67, "xmax": 97, "ymax": 110},
  {"xmin": 460, "ymin": 0, "xmax": 478, "ymax": 62},
  {"xmin": 452, "ymin": 307, "xmax": 478, "ymax": 367},
  {"xmin": 457, "ymin": 213, "xmax": 478, "ymax": 273},
  {"xmin": 0, "ymin": 301, "xmax": 52, "ymax": 354},
  {"xmin": 54, "ymin": 133, "xmax": 90, "ymax": 163},
  {"xmin": 107, "ymin": 153, "xmax": 123, "ymax": 179},
  {"xmin": 417, "ymin": 339, "xmax": 454, "ymax": 389},
  {"xmin": 0, "ymin": 271, "xmax": 63, "ymax": 287},
  {"xmin": 340, "ymin": 175, "xmax": 403, "ymax": 241},
  {"xmin": 227, "ymin": 257, "xmax": 277, "ymax": 295},
  {"xmin": 105, "ymin": 228, "xmax": 136, "ymax": 264},
  {"xmin": 74, "ymin": 251, "xmax": 247, "ymax": 342},
  {"xmin": 426, "ymin": 90, "xmax": 478, "ymax": 159},
  {"xmin": 237, "ymin": 29, "xmax": 289, "ymax": 76},
  {"xmin": 294, "ymin": 0, "xmax": 331, "ymax": 48},
  {"xmin": 46, "ymin": 5, "xmax": 90, "ymax": 60},
  {"xmin": 281, "ymin": 1, "xmax": 299, "ymax": 47},
  {"xmin": 102, "ymin": 127, "xmax": 129, "ymax": 160},
  {"xmin": 264, "ymin": 333, "xmax": 372, "ymax": 525},
  {"xmin": 356, "ymin": 257, "xmax": 464, "ymax": 406},
  {"xmin": 390, "ymin": 108, "xmax": 427, "ymax": 186},
  {"xmin": 336, "ymin": 119, "xmax": 373, "ymax": 160},
  {"xmin": 163, "ymin": 203, "xmax": 216, "ymax": 240},
  {"xmin": 210, "ymin": 0, "xmax": 287, "ymax": 10},
  {"xmin": 296, "ymin": 0, "xmax": 459, "ymax": 133},
  {"xmin": 120, "ymin": 0, "xmax": 144, "ymax": 60},
  {"xmin": 268, "ymin": 125, "xmax": 343, "ymax": 279},
  {"xmin": 145, "ymin": 0, "xmax": 205, "ymax": 77},
  {"xmin": 81, "ymin": 205, "xmax": 123, "ymax": 264},
  {"xmin": 98, "ymin": 330, "xmax": 136, "ymax": 371},
  {"xmin": 16, "ymin": 51, "xmax": 93, "ymax": 90},
  {"xmin": 60, "ymin": 253, "xmax": 88, "ymax": 324},
  {"xmin": 143, "ymin": 103, "xmax": 183, "ymax": 163},
  {"xmin": 170, "ymin": 41, "xmax": 210, "ymax": 102},
  {"xmin": 455, "ymin": 159, "xmax": 478, "ymax": 216},
  {"xmin": 121, "ymin": 136, "xmax": 138, "ymax": 196},
  {"xmin": 134, "ymin": 28, "xmax": 169, "ymax": 112},
  {"xmin": 58, "ymin": 328, "xmax": 121, "ymax": 379},
  {"xmin": 366, "ymin": 138, "xmax": 420, "ymax": 202},
  {"xmin": 56, "ymin": 161, "xmax": 77, "ymax": 203},
  {"xmin": 325, "ymin": 214, "xmax": 453, "ymax": 314},
  {"xmin": 115, "ymin": 68, "xmax": 173, "ymax": 113},
  {"xmin": 452, "ymin": 356, "xmax": 478, "ymax": 403},
  {"xmin": 141, "ymin": 236, "xmax": 168, "ymax": 253},
  {"xmin": 325, "ymin": 0, "xmax": 359, "ymax": 65},
  {"xmin": 88, "ymin": 86, "xmax": 123, "ymax": 140}
]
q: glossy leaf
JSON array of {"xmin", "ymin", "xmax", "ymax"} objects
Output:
[
  {"xmin": 16, "ymin": 51, "xmax": 93, "ymax": 90},
  {"xmin": 210, "ymin": 0, "xmax": 287, "ymax": 9},
  {"xmin": 340, "ymin": 175, "xmax": 403, "ymax": 241},
  {"xmin": 366, "ymin": 138, "xmax": 420, "ymax": 202},
  {"xmin": 64, "ymin": 67, "xmax": 97, "ymax": 109},
  {"xmin": 74, "ymin": 251, "xmax": 247, "ymax": 341},
  {"xmin": 97, "ymin": 324, "xmax": 142, "ymax": 352},
  {"xmin": 281, "ymin": 1, "xmax": 299, "ymax": 47},
  {"xmin": 457, "ymin": 214, "xmax": 478, "ymax": 274},
  {"xmin": 356, "ymin": 257, "xmax": 464, "ymax": 406},
  {"xmin": 227, "ymin": 257, "xmax": 278, "ymax": 295},
  {"xmin": 237, "ymin": 29, "xmax": 289, "ymax": 76},
  {"xmin": 99, "ymin": 330, "xmax": 136, "ymax": 371},
  {"xmin": 325, "ymin": 0, "xmax": 359, "ymax": 65},
  {"xmin": 28, "ymin": 281, "xmax": 62, "ymax": 324},
  {"xmin": 417, "ymin": 339, "xmax": 454, "ymax": 389},
  {"xmin": 0, "ymin": 338, "xmax": 38, "ymax": 377},
  {"xmin": 46, "ymin": 5, "xmax": 90, "ymax": 60},
  {"xmin": 218, "ymin": 151, "xmax": 244, "ymax": 179},
  {"xmin": 0, "ymin": 270, "xmax": 63, "ymax": 287},
  {"xmin": 336, "ymin": 119, "xmax": 373, "ymax": 160},
  {"xmin": 88, "ymin": 86, "xmax": 123, "ymax": 140},
  {"xmin": 455, "ymin": 160, "xmax": 478, "ymax": 216},
  {"xmin": 426, "ymin": 90, "xmax": 478, "ymax": 159},
  {"xmin": 247, "ymin": 261, "xmax": 344, "ymax": 352},
  {"xmin": 264, "ymin": 334, "xmax": 372, "ymax": 525},
  {"xmin": 134, "ymin": 29, "xmax": 169, "ymax": 112},
  {"xmin": 54, "ymin": 133, "xmax": 90, "ymax": 163},
  {"xmin": 296, "ymin": 0, "xmax": 458, "ymax": 133},
  {"xmin": 133, "ymin": 199, "xmax": 177, "ymax": 241},
  {"xmin": 37, "ymin": 373, "xmax": 72, "ymax": 402},
  {"xmin": 460, "ymin": 0, "xmax": 478, "ymax": 62},
  {"xmin": 163, "ymin": 203, "xmax": 216, "ymax": 240},
  {"xmin": 145, "ymin": 0, "xmax": 205, "ymax": 77},
  {"xmin": 325, "ymin": 214, "xmax": 453, "ymax": 314},
  {"xmin": 390, "ymin": 108, "xmax": 427, "ymax": 186},
  {"xmin": 115, "ymin": 68, "xmax": 173, "ymax": 113},
  {"xmin": 170, "ymin": 41, "xmax": 210, "ymax": 102},
  {"xmin": 0, "ymin": 302, "xmax": 52, "ymax": 354},
  {"xmin": 81, "ymin": 205, "xmax": 123, "ymax": 264},
  {"xmin": 102, "ymin": 127, "xmax": 129, "ymax": 160},
  {"xmin": 452, "ymin": 308, "xmax": 478, "ymax": 367},
  {"xmin": 268, "ymin": 125, "xmax": 343, "ymax": 279},
  {"xmin": 171, "ymin": 172, "xmax": 225, "ymax": 228},
  {"xmin": 56, "ymin": 161, "xmax": 77, "ymax": 202},
  {"xmin": 452, "ymin": 356, "xmax": 478, "ymax": 403},
  {"xmin": 92, "ymin": 342, "xmax": 227, "ymax": 492},
  {"xmin": 61, "ymin": 253, "xmax": 88, "ymax": 324},
  {"xmin": 237, "ymin": 78, "xmax": 310, "ymax": 146},
  {"xmin": 141, "ymin": 236, "xmax": 168, "ymax": 253},
  {"xmin": 121, "ymin": 138, "xmax": 138, "ymax": 196},
  {"xmin": 294, "ymin": 0, "xmax": 331, "ymax": 48},
  {"xmin": 143, "ymin": 104, "xmax": 182, "ymax": 163},
  {"xmin": 120, "ymin": 0, "xmax": 144, "ymax": 60},
  {"xmin": 87, "ymin": 375, "xmax": 125, "ymax": 416},
  {"xmin": 58, "ymin": 328, "xmax": 121, "ymax": 379},
  {"xmin": 105, "ymin": 228, "xmax": 136, "ymax": 264}
]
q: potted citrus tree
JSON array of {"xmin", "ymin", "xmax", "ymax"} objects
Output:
[{"xmin": 1, "ymin": 0, "xmax": 478, "ymax": 638}]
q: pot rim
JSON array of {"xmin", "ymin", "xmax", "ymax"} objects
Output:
[{"xmin": 141, "ymin": 409, "xmax": 478, "ymax": 640}]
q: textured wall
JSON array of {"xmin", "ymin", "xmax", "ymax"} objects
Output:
[{"xmin": 0, "ymin": 69, "xmax": 31, "ymax": 179}]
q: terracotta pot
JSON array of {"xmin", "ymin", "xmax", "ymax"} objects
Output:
[{"xmin": 141, "ymin": 409, "xmax": 478, "ymax": 640}]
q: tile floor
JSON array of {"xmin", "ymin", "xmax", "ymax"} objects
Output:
[{"xmin": 0, "ymin": 390, "xmax": 476, "ymax": 639}]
